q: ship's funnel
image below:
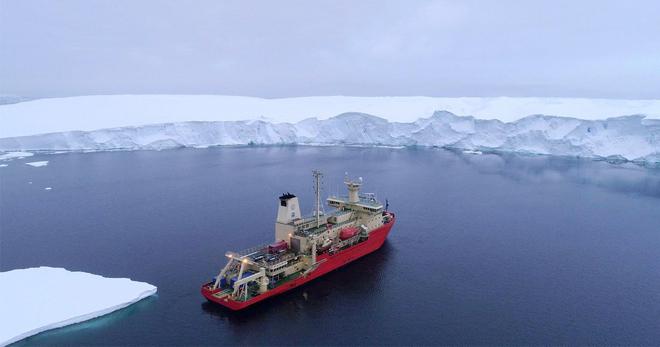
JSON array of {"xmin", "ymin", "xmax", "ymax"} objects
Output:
[{"xmin": 277, "ymin": 192, "xmax": 301, "ymax": 224}]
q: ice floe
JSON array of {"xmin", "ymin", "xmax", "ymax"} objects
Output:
[
  {"xmin": 25, "ymin": 161, "xmax": 48, "ymax": 167},
  {"xmin": 0, "ymin": 151, "xmax": 33, "ymax": 161},
  {"xmin": 0, "ymin": 267, "xmax": 157, "ymax": 346}
]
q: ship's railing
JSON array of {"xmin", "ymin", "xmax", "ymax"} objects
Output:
[
  {"xmin": 235, "ymin": 244, "xmax": 269, "ymax": 257},
  {"xmin": 328, "ymin": 194, "xmax": 383, "ymax": 208},
  {"xmin": 295, "ymin": 224, "xmax": 326, "ymax": 236},
  {"xmin": 264, "ymin": 252, "xmax": 298, "ymax": 266},
  {"xmin": 296, "ymin": 218, "xmax": 356, "ymax": 237},
  {"xmin": 235, "ymin": 249, "xmax": 299, "ymax": 268}
]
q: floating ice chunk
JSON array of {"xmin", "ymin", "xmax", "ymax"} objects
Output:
[
  {"xmin": 0, "ymin": 164, "xmax": 7, "ymax": 167},
  {"xmin": 0, "ymin": 267, "xmax": 157, "ymax": 346},
  {"xmin": 25, "ymin": 161, "xmax": 48, "ymax": 167},
  {"xmin": 44, "ymin": 187, "xmax": 52, "ymax": 190},
  {"xmin": 0, "ymin": 152, "xmax": 33, "ymax": 161},
  {"xmin": 463, "ymin": 149, "xmax": 483, "ymax": 155}
]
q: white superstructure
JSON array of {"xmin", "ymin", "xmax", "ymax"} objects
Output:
[{"xmin": 207, "ymin": 171, "xmax": 393, "ymax": 304}]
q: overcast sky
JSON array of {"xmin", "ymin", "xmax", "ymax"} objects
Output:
[{"xmin": 1, "ymin": 0, "xmax": 659, "ymax": 99}]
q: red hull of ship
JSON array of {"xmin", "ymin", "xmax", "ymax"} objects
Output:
[{"xmin": 201, "ymin": 214, "xmax": 395, "ymax": 310}]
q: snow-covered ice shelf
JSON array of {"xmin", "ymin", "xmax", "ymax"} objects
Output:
[
  {"xmin": 1, "ymin": 95, "xmax": 659, "ymax": 164},
  {"xmin": 1, "ymin": 111, "xmax": 658, "ymax": 164},
  {"xmin": 1, "ymin": 95, "xmax": 660, "ymax": 138},
  {"xmin": 0, "ymin": 267, "xmax": 157, "ymax": 346}
]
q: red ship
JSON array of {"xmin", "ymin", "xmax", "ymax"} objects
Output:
[{"xmin": 201, "ymin": 171, "xmax": 395, "ymax": 310}]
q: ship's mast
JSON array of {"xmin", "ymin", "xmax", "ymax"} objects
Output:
[{"xmin": 312, "ymin": 170, "xmax": 323, "ymax": 227}]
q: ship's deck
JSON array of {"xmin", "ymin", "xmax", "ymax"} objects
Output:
[
  {"xmin": 327, "ymin": 195, "xmax": 383, "ymax": 209},
  {"xmin": 233, "ymin": 245, "xmax": 298, "ymax": 268},
  {"xmin": 295, "ymin": 218, "xmax": 354, "ymax": 237},
  {"xmin": 231, "ymin": 271, "xmax": 303, "ymax": 302}
]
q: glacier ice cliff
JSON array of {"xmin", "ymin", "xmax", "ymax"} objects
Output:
[{"xmin": 0, "ymin": 111, "xmax": 658, "ymax": 164}]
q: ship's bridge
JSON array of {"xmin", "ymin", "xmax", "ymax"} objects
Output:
[{"xmin": 327, "ymin": 194, "xmax": 383, "ymax": 214}]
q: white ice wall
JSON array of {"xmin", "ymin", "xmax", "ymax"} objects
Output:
[{"xmin": 2, "ymin": 95, "xmax": 660, "ymax": 138}]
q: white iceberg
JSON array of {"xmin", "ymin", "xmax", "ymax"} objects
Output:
[
  {"xmin": 25, "ymin": 161, "xmax": 48, "ymax": 167},
  {"xmin": 0, "ymin": 267, "xmax": 157, "ymax": 346}
]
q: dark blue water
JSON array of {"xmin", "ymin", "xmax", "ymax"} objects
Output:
[{"xmin": 2, "ymin": 147, "xmax": 660, "ymax": 345}]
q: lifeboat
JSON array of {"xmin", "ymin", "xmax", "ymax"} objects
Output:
[
  {"xmin": 339, "ymin": 226, "xmax": 359, "ymax": 240},
  {"xmin": 268, "ymin": 240, "xmax": 288, "ymax": 253}
]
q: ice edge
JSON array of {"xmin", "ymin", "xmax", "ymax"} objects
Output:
[{"xmin": 0, "ymin": 268, "xmax": 157, "ymax": 347}]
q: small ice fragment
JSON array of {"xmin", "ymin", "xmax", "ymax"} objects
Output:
[
  {"xmin": 44, "ymin": 187, "xmax": 52, "ymax": 190},
  {"xmin": 25, "ymin": 161, "xmax": 49, "ymax": 167},
  {"xmin": 0, "ymin": 164, "xmax": 8, "ymax": 168},
  {"xmin": 0, "ymin": 152, "xmax": 33, "ymax": 161},
  {"xmin": 462, "ymin": 149, "xmax": 483, "ymax": 155}
]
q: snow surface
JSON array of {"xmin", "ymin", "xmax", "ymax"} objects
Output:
[
  {"xmin": 0, "ymin": 151, "xmax": 33, "ymax": 161},
  {"xmin": 0, "ymin": 267, "xmax": 157, "ymax": 346},
  {"xmin": 25, "ymin": 161, "xmax": 48, "ymax": 167},
  {"xmin": 1, "ymin": 95, "xmax": 660, "ymax": 138},
  {"xmin": 1, "ymin": 111, "xmax": 659, "ymax": 163}
]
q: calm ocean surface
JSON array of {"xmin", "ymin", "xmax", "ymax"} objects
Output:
[{"xmin": 2, "ymin": 146, "xmax": 660, "ymax": 345}]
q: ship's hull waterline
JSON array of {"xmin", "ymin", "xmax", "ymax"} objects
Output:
[{"xmin": 201, "ymin": 214, "xmax": 395, "ymax": 310}]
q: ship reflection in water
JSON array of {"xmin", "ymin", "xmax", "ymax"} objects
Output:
[{"xmin": 2, "ymin": 146, "xmax": 660, "ymax": 345}]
